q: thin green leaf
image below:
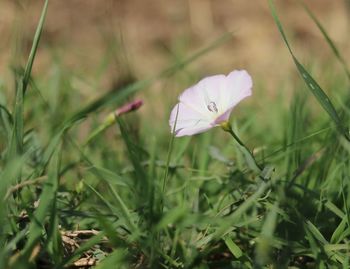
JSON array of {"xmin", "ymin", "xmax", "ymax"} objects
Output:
[
  {"xmin": 21, "ymin": 144, "xmax": 60, "ymax": 259},
  {"xmin": 22, "ymin": 0, "xmax": 49, "ymax": 93},
  {"xmin": 301, "ymin": 1, "xmax": 350, "ymax": 80},
  {"xmin": 94, "ymin": 249, "xmax": 127, "ymax": 269},
  {"xmin": 117, "ymin": 118, "xmax": 147, "ymax": 181},
  {"xmin": 108, "ymin": 183, "xmax": 138, "ymax": 233},
  {"xmin": 83, "ymin": 181, "xmax": 120, "ymax": 216},
  {"xmin": 224, "ymin": 237, "xmax": 243, "ymax": 259},
  {"xmin": 331, "ymin": 217, "xmax": 347, "ymax": 244},
  {"xmin": 305, "ymin": 220, "xmax": 328, "ymax": 245},
  {"xmin": 8, "ymin": 79, "xmax": 24, "ymax": 158},
  {"xmin": 255, "ymin": 201, "xmax": 279, "ymax": 265},
  {"xmin": 268, "ymin": 0, "xmax": 349, "ymax": 141}
]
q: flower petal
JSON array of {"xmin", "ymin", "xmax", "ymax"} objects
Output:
[
  {"xmin": 179, "ymin": 75, "xmax": 226, "ymax": 117},
  {"xmin": 224, "ymin": 70, "xmax": 252, "ymax": 109},
  {"xmin": 214, "ymin": 108, "xmax": 233, "ymax": 124},
  {"xmin": 169, "ymin": 69, "xmax": 253, "ymax": 137},
  {"xmin": 169, "ymin": 102, "xmax": 213, "ymax": 137}
]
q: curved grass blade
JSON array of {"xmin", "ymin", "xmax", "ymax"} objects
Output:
[
  {"xmin": 300, "ymin": 1, "xmax": 350, "ymax": 81},
  {"xmin": 0, "ymin": 104, "xmax": 13, "ymax": 125},
  {"xmin": 268, "ymin": 0, "xmax": 350, "ymax": 141},
  {"xmin": 224, "ymin": 237, "xmax": 243, "ymax": 259},
  {"xmin": 83, "ymin": 181, "xmax": 121, "ymax": 216}
]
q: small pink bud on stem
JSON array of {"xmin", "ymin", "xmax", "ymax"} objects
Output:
[
  {"xmin": 115, "ymin": 99, "xmax": 143, "ymax": 117},
  {"xmin": 84, "ymin": 99, "xmax": 143, "ymax": 146}
]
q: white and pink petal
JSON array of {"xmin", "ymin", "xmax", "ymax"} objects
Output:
[
  {"xmin": 169, "ymin": 102, "xmax": 212, "ymax": 137},
  {"xmin": 223, "ymin": 70, "xmax": 252, "ymax": 109},
  {"xmin": 169, "ymin": 69, "xmax": 252, "ymax": 137}
]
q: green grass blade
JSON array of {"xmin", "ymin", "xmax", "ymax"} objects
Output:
[
  {"xmin": 331, "ymin": 217, "xmax": 347, "ymax": 244},
  {"xmin": 8, "ymin": 79, "xmax": 24, "ymax": 158},
  {"xmin": 21, "ymin": 145, "xmax": 60, "ymax": 259},
  {"xmin": 83, "ymin": 181, "xmax": 120, "ymax": 215},
  {"xmin": 86, "ymin": 165, "xmax": 128, "ymax": 187},
  {"xmin": 301, "ymin": 1, "xmax": 350, "ymax": 80},
  {"xmin": 45, "ymin": 193, "xmax": 63, "ymax": 265},
  {"xmin": 255, "ymin": 201, "xmax": 279, "ymax": 266},
  {"xmin": 224, "ymin": 237, "xmax": 243, "ymax": 259},
  {"xmin": 268, "ymin": 0, "xmax": 349, "ymax": 141},
  {"xmin": 94, "ymin": 249, "xmax": 127, "ymax": 269},
  {"xmin": 22, "ymin": 0, "xmax": 49, "ymax": 93},
  {"xmin": 108, "ymin": 183, "xmax": 138, "ymax": 233},
  {"xmin": 7, "ymin": 0, "xmax": 49, "ymax": 159},
  {"xmin": 40, "ymin": 119, "xmax": 81, "ymax": 171},
  {"xmin": 0, "ymin": 104, "xmax": 13, "ymax": 139},
  {"xmin": 117, "ymin": 118, "xmax": 146, "ymax": 181},
  {"xmin": 162, "ymin": 105, "xmax": 178, "ymax": 194},
  {"xmin": 305, "ymin": 220, "xmax": 328, "ymax": 245}
]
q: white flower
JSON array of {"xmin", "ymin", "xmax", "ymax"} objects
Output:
[{"xmin": 169, "ymin": 70, "xmax": 252, "ymax": 137}]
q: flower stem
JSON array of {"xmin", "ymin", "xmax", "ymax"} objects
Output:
[
  {"xmin": 83, "ymin": 99, "xmax": 143, "ymax": 147},
  {"xmin": 221, "ymin": 121, "xmax": 262, "ymax": 173},
  {"xmin": 83, "ymin": 113, "xmax": 116, "ymax": 146}
]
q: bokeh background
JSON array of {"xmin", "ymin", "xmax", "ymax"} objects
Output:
[
  {"xmin": 1, "ymin": 0, "xmax": 349, "ymax": 128},
  {"xmin": 1, "ymin": 1, "xmax": 349, "ymax": 73}
]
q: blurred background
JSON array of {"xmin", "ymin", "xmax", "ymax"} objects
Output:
[
  {"xmin": 0, "ymin": 0, "xmax": 349, "ymax": 130},
  {"xmin": 1, "ymin": 1, "xmax": 349, "ymax": 77}
]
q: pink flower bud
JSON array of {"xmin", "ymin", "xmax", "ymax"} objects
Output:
[{"xmin": 115, "ymin": 99, "xmax": 143, "ymax": 117}]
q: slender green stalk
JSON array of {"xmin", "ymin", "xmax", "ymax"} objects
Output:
[
  {"xmin": 300, "ymin": 1, "xmax": 350, "ymax": 81},
  {"xmin": 22, "ymin": 0, "xmax": 49, "ymax": 94},
  {"xmin": 84, "ymin": 113, "xmax": 116, "ymax": 146},
  {"xmin": 220, "ymin": 121, "xmax": 262, "ymax": 173},
  {"xmin": 108, "ymin": 183, "xmax": 138, "ymax": 233},
  {"xmin": 162, "ymin": 105, "xmax": 179, "ymax": 194}
]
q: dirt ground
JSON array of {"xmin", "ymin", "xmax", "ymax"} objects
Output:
[{"xmin": 0, "ymin": 0, "xmax": 349, "ymax": 94}]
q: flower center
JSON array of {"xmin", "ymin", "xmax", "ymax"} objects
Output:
[{"xmin": 207, "ymin": 101, "xmax": 218, "ymax": 113}]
